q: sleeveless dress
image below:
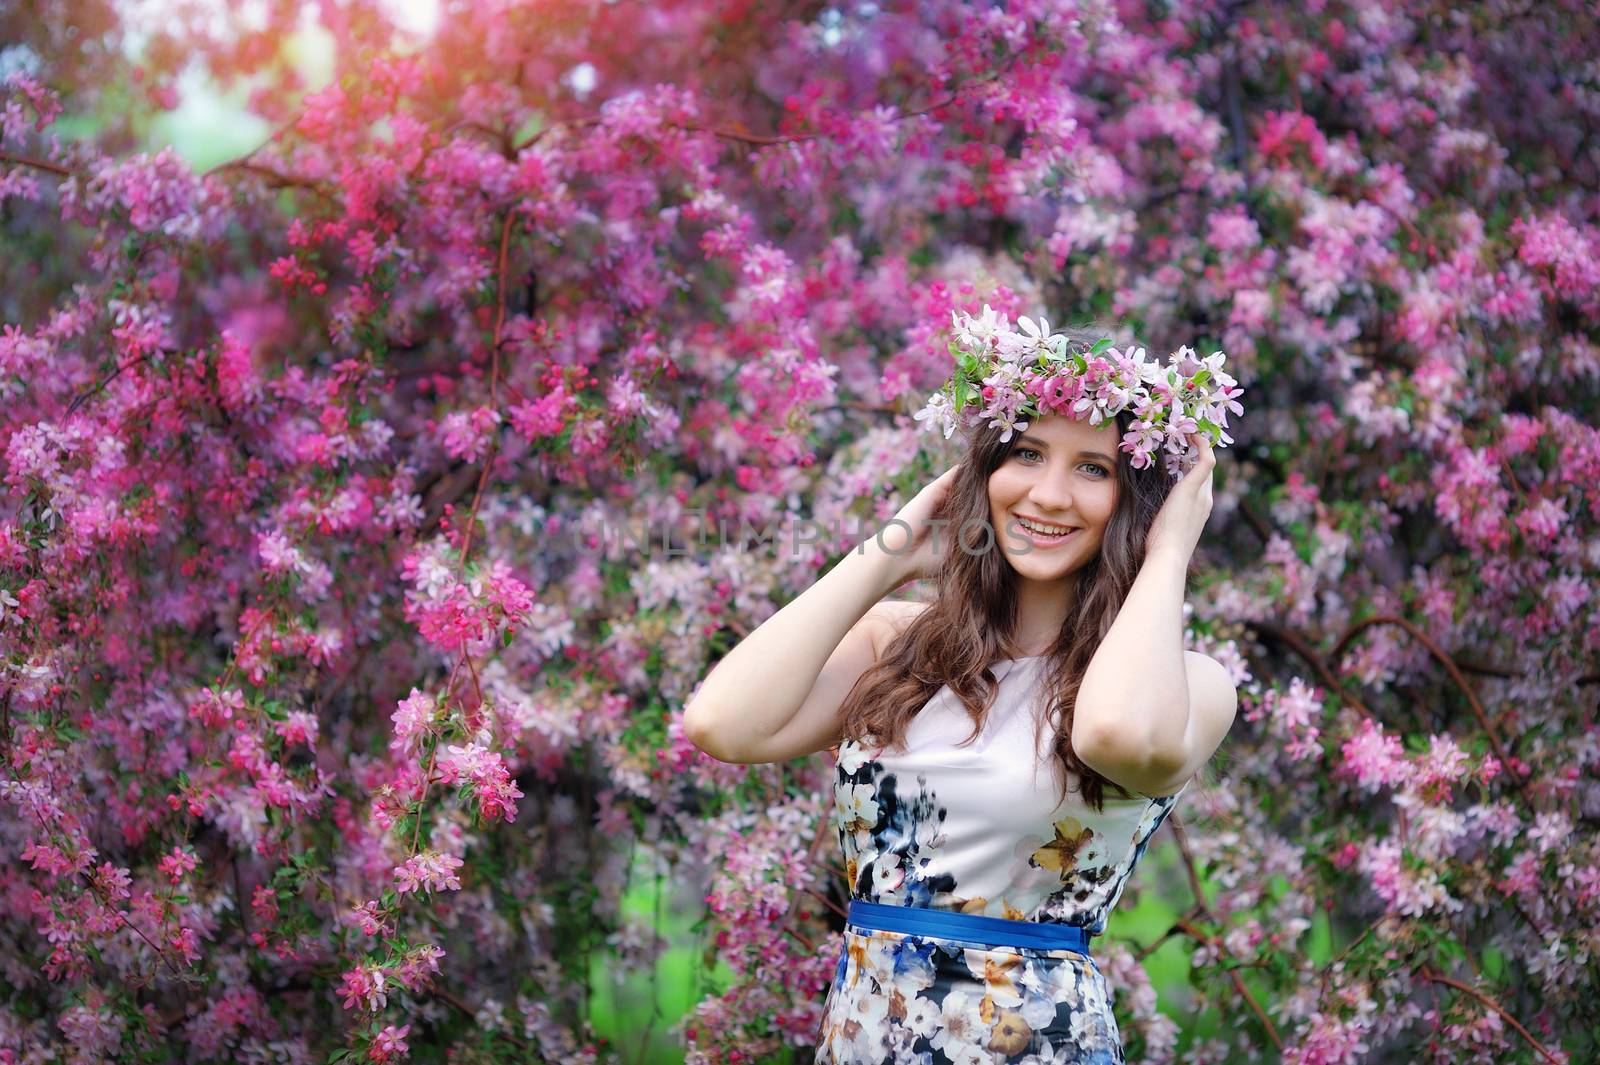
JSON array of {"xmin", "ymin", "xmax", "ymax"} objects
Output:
[{"xmin": 814, "ymin": 656, "xmax": 1189, "ymax": 1065}]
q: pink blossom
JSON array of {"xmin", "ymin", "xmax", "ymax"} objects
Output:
[
  {"xmin": 507, "ymin": 385, "xmax": 575, "ymax": 440},
  {"xmin": 392, "ymin": 851, "xmax": 465, "ymax": 895},
  {"xmin": 1205, "ymin": 203, "xmax": 1261, "ymax": 253},
  {"xmin": 368, "ymin": 1024, "xmax": 411, "ymax": 1063},
  {"xmin": 393, "ymin": 944, "xmax": 445, "ymax": 992},
  {"xmin": 434, "ymin": 742, "xmax": 524, "ymax": 823},
  {"xmin": 435, "ymin": 405, "xmax": 502, "ymax": 463},
  {"xmin": 1266, "ymin": 677, "xmax": 1322, "ymax": 733},
  {"xmin": 1281, "ymin": 1010, "xmax": 1372, "ymax": 1064},
  {"xmin": 1358, "ymin": 837, "xmax": 1462, "ymax": 917},
  {"xmin": 56, "ymin": 1000, "xmax": 126, "ymax": 1059},
  {"xmin": 257, "ymin": 529, "xmax": 305, "ymax": 575},
  {"xmin": 274, "ymin": 710, "xmax": 320, "ymax": 746},
  {"xmin": 1413, "ymin": 733, "xmax": 1472, "ymax": 801},
  {"xmin": 2, "ymin": 72, "xmax": 63, "ymax": 140},
  {"xmin": 1527, "ymin": 810, "xmax": 1572, "ymax": 854},
  {"xmin": 349, "ymin": 900, "xmax": 392, "ymax": 937},
  {"xmin": 1284, "ymin": 727, "xmax": 1324, "ymax": 764},
  {"xmin": 21, "ymin": 840, "xmax": 92, "ymax": 879},
  {"xmin": 1440, "ymin": 441, "xmax": 1510, "ymax": 550},
  {"xmin": 336, "ymin": 962, "xmax": 389, "ymax": 1011},
  {"xmin": 1511, "ymin": 212, "xmax": 1600, "ymax": 303},
  {"xmin": 390, "ymin": 688, "xmax": 438, "ymax": 753},
  {"xmin": 157, "ymin": 847, "xmax": 198, "ymax": 884},
  {"xmin": 1513, "ymin": 496, "xmax": 1568, "ymax": 549},
  {"xmin": 250, "ymin": 884, "xmax": 279, "ymax": 927},
  {"xmin": 1336, "ymin": 718, "xmax": 1412, "ymax": 794},
  {"xmin": 91, "ymin": 862, "xmax": 133, "ymax": 902},
  {"xmin": 1498, "ymin": 849, "xmax": 1544, "ymax": 904},
  {"xmin": 188, "ymin": 687, "xmax": 246, "ymax": 728},
  {"xmin": 170, "ymin": 925, "xmax": 202, "ymax": 965}
]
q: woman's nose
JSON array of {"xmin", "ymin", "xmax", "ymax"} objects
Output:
[{"xmin": 1026, "ymin": 472, "xmax": 1075, "ymax": 515}]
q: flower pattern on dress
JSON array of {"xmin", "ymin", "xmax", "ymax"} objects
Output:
[
  {"xmin": 816, "ymin": 928, "xmax": 1126, "ymax": 1065},
  {"xmin": 818, "ymin": 673, "xmax": 1188, "ymax": 1065},
  {"xmin": 831, "ymin": 744, "xmax": 960, "ymax": 910}
]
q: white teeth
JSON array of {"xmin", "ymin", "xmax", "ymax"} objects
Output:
[{"xmin": 1018, "ymin": 518, "xmax": 1074, "ymax": 537}]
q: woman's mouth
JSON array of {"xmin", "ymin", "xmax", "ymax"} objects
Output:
[{"xmin": 1012, "ymin": 515, "xmax": 1080, "ymax": 547}]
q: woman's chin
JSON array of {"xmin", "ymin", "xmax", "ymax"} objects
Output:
[{"xmin": 1005, "ymin": 551, "xmax": 1079, "ymax": 579}]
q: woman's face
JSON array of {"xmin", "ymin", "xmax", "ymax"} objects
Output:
[{"xmin": 986, "ymin": 414, "xmax": 1122, "ymax": 581}]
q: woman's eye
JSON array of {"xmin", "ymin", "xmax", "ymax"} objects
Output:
[{"xmin": 1013, "ymin": 449, "xmax": 1108, "ymax": 477}]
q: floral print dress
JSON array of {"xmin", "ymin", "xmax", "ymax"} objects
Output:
[{"xmin": 816, "ymin": 656, "xmax": 1189, "ymax": 1065}]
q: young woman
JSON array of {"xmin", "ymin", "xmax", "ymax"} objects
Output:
[{"xmin": 684, "ymin": 325, "xmax": 1239, "ymax": 1064}]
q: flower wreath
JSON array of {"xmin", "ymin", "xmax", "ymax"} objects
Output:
[{"xmin": 913, "ymin": 305, "xmax": 1246, "ymax": 479}]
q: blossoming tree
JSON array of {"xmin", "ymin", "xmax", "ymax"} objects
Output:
[{"xmin": 1, "ymin": 0, "xmax": 1597, "ymax": 1062}]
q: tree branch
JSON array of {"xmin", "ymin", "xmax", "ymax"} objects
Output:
[{"xmin": 1329, "ymin": 614, "xmax": 1529, "ymax": 796}]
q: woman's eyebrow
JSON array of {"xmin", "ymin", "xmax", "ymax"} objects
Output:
[{"xmin": 1020, "ymin": 439, "xmax": 1115, "ymax": 463}]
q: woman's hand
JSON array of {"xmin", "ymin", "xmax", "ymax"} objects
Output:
[
  {"xmin": 870, "ymin": 461, "xmax": 964, "ymax": 586},
  {"xmin": 1145, "ymin": 436, "xmax": 1216, "ymax": 562}
]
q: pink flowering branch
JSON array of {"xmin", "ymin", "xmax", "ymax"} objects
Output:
[
  {"xmin": 1167, "ymin": 814, "xmax": 1284, "ymax": 1051},
  {"xmin": 63, "ymin": 349, "xmax": 166, "ymax": 417},
  {"xmin": 1330, "ymin": 614, "xmax": 1529, "ymax": 795},
  {"xmin": 392, "ymin": 208, "xmax": 525, "ymax": 972},
  {"xmin": 1245, "ymin": 618, "xmax": 1376, "ymax": 721},
  {"xmin": 1418, "ymin": 964, "xmax": 1564, "ymax": 1065},
  {"xmin": 515, "ymin": 47, "xmax": 1022, "ymax": 154},
  {"xmin": 206, "ymin": 159, "xmax": 329, "ymax": 193},
  {"xmin": 0, "ymin": 147, "xmax": 72, "ymax": 177},
  {"xmin": 22, "ymin": 814, "xmax": 190, "ymax": 984}
]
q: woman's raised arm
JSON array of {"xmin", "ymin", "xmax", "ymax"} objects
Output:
[
  {"xmin": 683, "ymin": 543, "xmax": 906, "ymax": 764},
  {"xmin": 684, "ymin": 462, "xmax": 963, "ymax": 764}
]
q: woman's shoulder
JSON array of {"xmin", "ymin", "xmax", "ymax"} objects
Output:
[
  {"xmin": 866, "ymin": 599, "xmax": 932, "ymax": 658},
  {"xmin": 877, "ymin": 598, "xmax": 932, "ymax": 633}
]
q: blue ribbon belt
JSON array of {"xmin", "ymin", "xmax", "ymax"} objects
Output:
[{"xmin": 846, "ymin": 899, "xmax": 1092, "ymax": 955}]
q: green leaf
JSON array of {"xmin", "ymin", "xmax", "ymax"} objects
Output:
[{"xmin": 1089, "ymin": 337, "xmax": 1113, "ymax": 355}]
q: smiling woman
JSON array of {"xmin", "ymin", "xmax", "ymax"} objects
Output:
[
  {"xmin": 986, "ymin": 417, "xmax": 1126, "ymax": 655},
  {"xmin": 824, "ymin": 319, "xmax": 1218, "ymax": 809},
  {"xmin": 812, "ymin": 369, "xmax": 1235, "ymax": 1059},
  {"xmin": 686, "ymin": 316, "xmax": 1239, "ymax": 1063}
]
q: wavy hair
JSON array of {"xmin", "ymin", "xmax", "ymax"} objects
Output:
[{"xmin": 835, "ymin": 324, "xmax": 1185, "ymax": 813}]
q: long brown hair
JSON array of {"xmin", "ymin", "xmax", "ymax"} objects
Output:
[{"xmin": 836, "ymin": 325, "xmax": 1183, "ymax": 813}]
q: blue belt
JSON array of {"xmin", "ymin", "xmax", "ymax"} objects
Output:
[{"xmin": 845, "ymin": 899, "xmax": 1093, "ymax": 955}]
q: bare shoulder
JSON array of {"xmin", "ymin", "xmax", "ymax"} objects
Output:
[{"xmin": 867, "ymin": 599, "xmax": 932, "ymax": 658}]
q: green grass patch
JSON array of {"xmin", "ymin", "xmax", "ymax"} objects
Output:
[{"xmin": 589, "ymin": 856, "xmax": 733, "ymax": 1064}]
